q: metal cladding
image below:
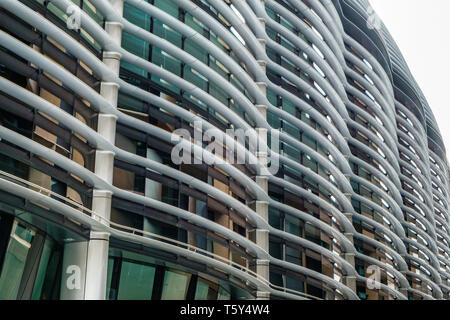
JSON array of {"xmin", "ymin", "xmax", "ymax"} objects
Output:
[{"xmin": 0, "ymin": 0, "xmax": 449, "ymax": 300}]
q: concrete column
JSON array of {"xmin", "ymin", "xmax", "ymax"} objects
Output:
[
  {"xmin": 341, "ymin": 186, "xmax": 357, "ymax": 294},
  {"xmin": 249, "ymin": 9, "xmax": 270, "ymax": 299},
  {"xmin": 93, "ymin": 150, "xmax": 116, "ymax": 185},
  {"xmin": 343, "ymin": 253, "xmax": 357, "ymax": 293},
  {"xmin": 92, "ymin": 190, "xmax": 113, "ymax": 222},
  {"xmin": 83, "ymin": 190, "xmax": 113, "ymax": 299},
  {"xmin": 343, "ymin": 231, "xmax": 357, "ymax": 294},
  {"xmin": 144, "ymin": 148, "xmax": 162, "ymax": 234},
  {"xmin": 60, "ymin": 241, "xmax": 88, "ymax": 300},
  {"xmin": 399, "ymin": 270, "xmax": 409, "ymax": 299},
  {"xmin": 84, "ymin": 232, "xmax": 110, "ymax": 300},
  {"xmin": 81, "ymin": 0, "xmax": 123, "ymax": 300}
]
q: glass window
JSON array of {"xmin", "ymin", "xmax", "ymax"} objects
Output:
[
  {"xmin": 0, "ymin": 154, "xmax": 29, "ymax": 179},
  {"xmin": 269, "ymin": 206, "xmax": 282, "ymax": 229},
  {"xmin": 209, "ymin": 82, "xmax": 229, "ymax": 106},
  {"xmin": 185, "ymin": 13, "xmax": 204, "ymax": 34},
  {"xmin": 185, "ymin": 38, "xmax": 208, "ymax": 64},
  {"xmin": 0, "ymin": 221, "xmax": 35, "ymax": 300},
  {"xmin": 82, "ymin": 0, "xmax": 104, "ymax": 26},
  {"xmin": 194, "ymin": 279, "xmax": 218, "ymax": 300},
  {"xmin": 286, "ymin": 275, "xmax": 304, "ymax": 292},
  {"xmin": 161, "ymin": 270, "xmax": 189, "ymax": 300},
  {"xmin": 285, "ymin": 214, "xmax": 301, "ymax": 237},
  {"xmin": 36, "ymin": 242, "xmax": 63, "ymax": 300},
  {"xmin": 286, "ymin": 246, "xmax": 302, "ymax": 265},
  {"xmin": 151, "ymin": 48, "xmax": 181, "ymax": 81},
  {"xmin": 118, "ymin": 92, "xmax": 144, "ymax": 113},
  {"xmin": 47, "ymin": 2, "xmax": 67, "ymax": 23},
  {"xmin": 217, "ymin": 286, "xmax": 231, "ymax": 300},
  {"xmin": 267, "ymin": 111, "xmax": 281, "ymax": 129},
  {"xmin": 270, "ymin": 272, "xmax": 283, "ymax": 287},
  {"xmin": 31, "ymin": 238, "xmax": 55, "ymax": 300},
  {"xmin": 153, "ymin": 19, "xmax": 181, "ymax": 47},
  {"xmin": 124, "ymin": 3, "xmax": 150, "ymax": 29},
  {"xmin": 269, "ymin": 241, "xmax": 282, "ymax": 259},
  {"xmin": 106, "ymin": 257, "xmax": 115, "ymax": 299},
  {"xmin": 121, "ymin": 32, "xmax": 149, "ymax": 77},
  {"xmin": 183, "ymin": 65, "xmax": 207, "ymax": 91},
  {"xmin": 117, "ymin": 260, "xmax": 155, "ymax": 300},
  {"xmin": 154, "ymin": 0, "xmax": 178, "ymax": 18},
  {"xmin": 195, "ymin": 279, "xmax": 209, "ymax": 300}
]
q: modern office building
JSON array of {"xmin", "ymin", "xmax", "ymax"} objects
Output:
[{"xmin": 0, "ymin": 0, "xmax": 449, "ymax": 300}]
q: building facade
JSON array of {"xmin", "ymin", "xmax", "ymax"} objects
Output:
[{"xmin": 0, "ymin": 0, "xmax": 449, "ymax": 300}]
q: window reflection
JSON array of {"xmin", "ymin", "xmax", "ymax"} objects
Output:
[
  {"xmin": 161, "ymin": 270, "xmax": 189, "ymax": 300},
  {"xmin": 0, "ymin": 220, "xmax": 35, "ymax": 300},
  {"xmin": 117, "ymin": 261, "xmax": 155, "ymax": 300},
  {"xmin": 106, "ymin": 248, "xmax": 240, "ymax": 300},
  {"xmin": 0, "ymin": 215, "xmax": 63, "ymax": 300}
]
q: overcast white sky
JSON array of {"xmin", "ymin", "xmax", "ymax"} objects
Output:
[{"xmin": 369, "ymin": 0, "xmax": 450, "ymax": 156}]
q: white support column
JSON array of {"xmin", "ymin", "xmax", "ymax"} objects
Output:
[
  {"xmin": 249, "ymin": 11, "xmax": 270, "ymax": 300},
  {"xmin": 343, "ymin": 191, "xmax": 357, "ymax": 294},
  {"xmin": 84, "ymin": 232, "xmax": 110, "ymax": 300},
  {"xmin": 144, "ymin": 148, "xmax": 162, "ymax": 234},
  {"xmin": 60, "ymin": 241, "xmax": 88, "ymax": 300},
  {"xmin": 83, "ymin": 1, "xmax": 123, "ymax": 298},
  {"xmin": 399, "ymin": 271, "xmax": 409, "ymax": 298},
  {"xmin": 59, "ymin": 0, "xmax": 123, "ymax": 299},
  {"xmin": 343, "ymin": 234, "xmax": 357, "ymax": 293}
]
